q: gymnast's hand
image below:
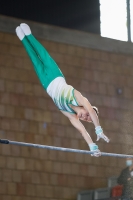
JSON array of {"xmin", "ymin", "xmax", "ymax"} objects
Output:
[
  {"xmin": 89, "ymin": 143, "xmax": 101, "ymax": 157},
  {"xmin": 97, "ymin": 133, "xmax": 110, "ymax": 143},
  {"xmin": 95, "ymin": 126, "xmax": 110, "ymax": 143},
  {"xmin": 92, "ymin": 149, "xmax": 101, "ymax": 157}
]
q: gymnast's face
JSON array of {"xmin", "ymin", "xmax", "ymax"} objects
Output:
[{"xmin": 77, "ymin": 107, "xmax": 93, "ymax": 122}]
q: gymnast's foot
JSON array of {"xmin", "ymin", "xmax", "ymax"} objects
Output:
[
  {"xmin": 20, "ymin": 23, "xmax": 31, "ymax": 36},
  {"xmin": 15, "ymin": 26, "xmax": 25, "ymax": 40}
]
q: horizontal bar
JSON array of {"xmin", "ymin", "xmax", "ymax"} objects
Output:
[{"xmin": 0, "ymin": 139, "xmax": 133, "ymax": 158}]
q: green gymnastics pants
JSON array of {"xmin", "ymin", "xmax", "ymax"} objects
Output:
[{"xmin": 21, "ymin": 34, "xmax": 64, "ymax": 90}]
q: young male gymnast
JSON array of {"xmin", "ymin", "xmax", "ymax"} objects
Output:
[{"xmin": 15, "ymin": 23, "xmax": 109, "ymax": 157}]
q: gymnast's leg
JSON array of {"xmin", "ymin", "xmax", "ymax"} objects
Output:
[
  {"xmin": 16, "ymin": 26, "xmax": 46, "ymax": 88},
  {"xmin": 19, "ymin": 23, "xmax": 64, "ymax": 89},
  {"xmin": 20, "ymin": 23, "xmax": 57, "ymax": 67}
]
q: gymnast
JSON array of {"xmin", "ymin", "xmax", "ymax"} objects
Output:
[{"xmin": 15, "ymin": 23, "xmax": 109, "ymax": 157}]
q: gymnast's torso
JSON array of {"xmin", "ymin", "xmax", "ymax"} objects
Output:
[{"xmin": 46, "ymin": 77, "xmax": 79, "ymax": 113}]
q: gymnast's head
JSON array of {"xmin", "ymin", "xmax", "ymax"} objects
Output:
[{"xmin": 77, "ymin": 106, "xmax": 99, "ymax": 123}]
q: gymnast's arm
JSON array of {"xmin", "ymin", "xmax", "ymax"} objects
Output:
[
  {"xmin": 73, "ymin": 90, "xmax": 109, "ymax": 143},
  {"xmin": 74, "ymin": 90, "xmax": 100, "ymax": 128},
  {"xmin": 61, "ymin": 111, "xmax": 101, "ymax": 156},
  {"xmin": 60, "ymin": 110, "xmax": 93, "ymax": 145}
]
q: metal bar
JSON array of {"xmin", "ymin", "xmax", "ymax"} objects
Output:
[{"xmin": 0, "ymin": 139, "xmax": 133, "ymax": 158}]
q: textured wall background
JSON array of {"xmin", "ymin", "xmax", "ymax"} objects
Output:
[{"xmin": 0, "ymin": 16, "xmax": 133, "ymax": 200}]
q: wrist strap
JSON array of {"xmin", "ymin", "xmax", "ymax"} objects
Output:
[
  {"xmin": 89, "ymin": 143, "xmax": 98, "ymax": 151},
  {"xmin": 95, "ymin": 126, "xmax": 103, "ymax": 135}
]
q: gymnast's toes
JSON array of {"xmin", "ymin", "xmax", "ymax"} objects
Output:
[
  {"xmin": 20, "ymin": 23, "xmax": 31, "ymax": 36},
  {"xmin": 15, "ymin": 26, "xmax": 25, "ymax": 40}
]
